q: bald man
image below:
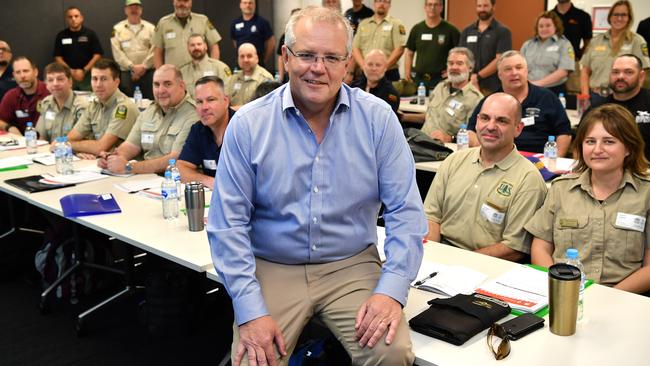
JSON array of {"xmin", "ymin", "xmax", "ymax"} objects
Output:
[
  {"xmin": 225, "ymin": 42, "xmax": 273, "ymax": 107},
  {"xmin": 351, "ymin": 49, "xmax": 399, "ymax": 113}
]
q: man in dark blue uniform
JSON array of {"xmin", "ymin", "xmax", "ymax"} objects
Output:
[
  {"xmin": 351, "ymin": 49, "xmax": 399, "ymax": 113},
  {"xmin": 0, "ymin": 40, "xmax": 16, "ymax": 102},
  {"xmin": 230, "ymin": 0, "xmax": 275, "ymax": 68}
]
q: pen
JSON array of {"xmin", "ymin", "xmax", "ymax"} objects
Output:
[{"xmin": 414, "ymin": 272, "xmax": 438, "ymax": 286}]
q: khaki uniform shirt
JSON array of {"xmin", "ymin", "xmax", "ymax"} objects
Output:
[
  {"xmin": 153, "ymin": 12, "xmax": 222, "ymax": 67},
  {"xmin": 111, "ymin": 19, "xmax": 156, "ymax": 71},
  {"xmin": 353, "ymin": 15, "xmax": 407, "ymax": 70},
  {"xmin": 580, "ymin": 31, "xmax": 650, "ymax": 90},
  {"xmin": 520, "ymin": 34, "xmax": 575, "ymax": 87},
  {"xmin": 225, "ymin": 65, "xmax": 273, "ymax": 106},
  {"xmin": 125, "ymin": 93, "xmax": 197, "ymax": 160},
  {"xmin": 73, "ymin": 90, "xmax": 138, "ymax": 144},
  {"xmin": 421, "ymin": 81, "xmax": 482, "ymax": 137},
  {"xmin": 424, "ymin": 147, "xmax": 547, "ymax": 253},
  {"xmin": 35, "ymin": 93, "xmax": 87, "ymax": 142},
  {"xmin": 180, "ymin": 56, "xmax": 232, "ymax": 98},
  {"xmin": 525, "ymin": 170, "xmax": 650, "ymax": 286}
]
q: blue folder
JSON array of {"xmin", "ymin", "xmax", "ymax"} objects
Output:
[{"xmin": 60, "ymin": 193, "xmax": 122, "ymax": 218}]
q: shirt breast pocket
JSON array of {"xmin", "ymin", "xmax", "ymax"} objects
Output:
[
  {"xmin": 611, "ymin": 216, "xmax": 646, "ymax": 263},
  {"xmin": 162, "ymin": 121, "xmax": 183, "ymax": 154},
  {"xmin": 554, "ymin": 215, "xmax": 590, "ymax": 248},
  {"xmin": 140, "ymin": 123, "xmax": 159, "ymax": 151}
]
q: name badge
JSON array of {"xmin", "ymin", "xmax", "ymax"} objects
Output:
[
  {"xmin": 202, "ymin": 71, "xmax": 215, "ymax": 77},
  {"xmin": 546, "ymin": 45, "xmax": 559, "ymax": 52},
  {"xmin": 165, "ymin": 31, "xmax": 176, "ymax": 39},
  {"xmin": 141, "ymin": 132, "xmax": 155, "ymax": 145},
  {"xmin": 233, "ymin": 83, "xmax": 242, "ymax": 90},
  {"xmin": 421, "ymin": 33, "xmax": 433, "ymax": 41},
  {"xmin": 466, "ymin": 35, "xmax": 478, "ymax": 43},
  {"xmin": 480, "ymin": 203, "xmax": 505, "ymax": 225},
  {"xmin": 621, "ymin": 44, "xmax": 632, "ymax": 51},
  {"xmin": 615, "ymin": 212, "xmax": 646, "ymax": 232},
  {"xmin": 383, "ymin": 25, "xmax": 393, "ymax": 31},
  {"xmin": 448, "ymin": 99, "xmax": 462, "ymax": 110},
  {"xmin": 522, "ymin": 116, "xmax": 535, "ymax": 126},
  {"xmin": 203, "ymin": 159, "xmax": 217, "ymax": 170},
  {"xmin": 45, "ymin": 110, "xmax": 57, "ymax": 120},
  {"xmin": 15, "ymin": 110, "xmax": 29, "ymax": 118},
  {"xmin": 121, "ymin": 41, "xmax": 130, "ymax": 48},
  {"xmin": 61, "ymin": 38, "xmax": 73, "ymax": 45},
  {"xmin": 235, "ymin": 22, "xmax": 244, "ymax": 30},
  {"xmin": 445, "ymin": 107, "xmax": 455, "ymax": 116}
]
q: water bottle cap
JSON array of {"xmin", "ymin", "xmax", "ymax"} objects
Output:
[
  {"xmin": 164, "ymin": 171, "xmax": 171, "ymax": 178},
  {"xmin": 559, "ymin": 93, "xmax": 564, "ymax": 97},
  {"xmin": 26, "ymin": 121, "xmax": 33, "ymax": 127},
  {"xmin": 459, "ymin": 123, "xmax": 467, "ymax": 129},
  {"xmin": 62, "ymin": 136, "xmax": 68, "ymax": 142},
  {"xmin": 169, "ymin": 158, "xmax": 176, "ymax": 164},
  {"xmin": 419, "ymin": 82, "xmax": 424, "ymax": 86},
  {"xmin": 56, "ymin": 136, "xmax": 64, "ymax": 142},
  {"xmin": 566, "ymin": 248, "xmax": 579, "ymax": 259},
  {"xmin": 548, "ymin": 136, "xmax": 556, "ymax": 142}
]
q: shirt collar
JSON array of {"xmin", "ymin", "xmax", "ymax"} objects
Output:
[
  {"xmin": 474, "ymin": 145, "xmax": 521, "ymax": 170},
  {"xmin": 281, "ymin": 82, "xmax": 350, "ymax": 117},
  {"xmin": 572, "ymin": 169, "xmax": 639, "ymax": 193},
  {"xmin": 101, "ymin": 89, "xmax": 122, "ymax": 108},
  {"xmin": 63, "ymin": 92, "xmax": 76, "ymax": 110}
]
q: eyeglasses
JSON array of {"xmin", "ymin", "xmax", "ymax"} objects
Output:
[
  {"xmin": 0, "ymin": 47, "xmax": 11, "ymax": 53},
  {"xmin": 286, "ymin": 46, "xmax": 348, "ymax": 66},
  {"xmin": 611, "ymin": 13, "xmax": 629, "ymax": 18},
  {"xmin": 487, "ymin": 323, "xmax": 511, "ymax": 360}
]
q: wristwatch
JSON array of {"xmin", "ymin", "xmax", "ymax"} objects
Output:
[{"xmin": 125, "ymin": 160, "xmax": 134, "ymax": 174}]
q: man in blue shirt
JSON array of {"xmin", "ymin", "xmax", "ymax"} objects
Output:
[
  {"xmin": 178, "ymin": 76, "xmax": 231, "ymax": 189},
  {"xmin": 230, "ymin": 0, "xmax": 275, "ymax": 68},
  {"xmin": 208, "ymin": 6, "xmax": 426, "ymax": 366}
]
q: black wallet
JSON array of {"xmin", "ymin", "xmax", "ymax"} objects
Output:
[{"xmin": 409, "ymin": 293, "xmax": 511, "ymax": 345}]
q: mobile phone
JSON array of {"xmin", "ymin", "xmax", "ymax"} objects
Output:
[{"xmin": 500, "ymin": 313, "xmax": 545, "ymax": 340}]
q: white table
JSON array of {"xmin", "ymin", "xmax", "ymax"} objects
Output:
[{"xmin": 399, "ymin": 99, "xmax": 427, "ymax": 114}]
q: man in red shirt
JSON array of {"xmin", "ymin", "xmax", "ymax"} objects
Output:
[{"xmin": 0, "ymin": 56, "xmax": 49, "ymax": 135}]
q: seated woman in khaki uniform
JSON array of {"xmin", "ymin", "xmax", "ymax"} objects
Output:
[{"xmin": 526, "ymin": 104, "xmax": 650, "ymax": 294}]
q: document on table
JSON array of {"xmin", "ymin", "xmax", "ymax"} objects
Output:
[
  {"xmin": 411, "ymin": 261, "xmax": 488, "ymax": 297},
  {"xmin": 0, "ymin": 155, "xmax": 34, "ymax": 169},
  {"xmin": 475, "ymin": 265, "xmax": 548, "ymax": 313},
  {"xmin": 114, "ymin": 177, "xmax": 164, "ymax": 193},
  {"xmin": 32, "ymin": 153, "xmax": 81, "ymax": 166},
  {"xmin": 0, "ymin": 138, "xmax": 48, "ymax": 152},
  {"xmin": 40, "ymin": 171, "xmax": 109, "ymax": 184}
]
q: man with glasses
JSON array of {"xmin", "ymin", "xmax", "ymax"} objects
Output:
[
  {"xmin": 225, "ymin": 43, "xmax": 273, "ymax": 107},
  {"xmin": 0, "ymin": 40, "xmax": 16, "ymax": 102},
  {"xmin": 208, "ymin": 6, "xmax": 425, "ymax": 366},
  {"xmin": 352, "ymin": 0, "xmax": 406, "ymax": 82},
  {"xmin": 0, "ymin": 57, "xmax": 49, "ymax": 135},
  {"xmin": 405, "ymin": 0, "xmax": 460, "ymax": 91}
]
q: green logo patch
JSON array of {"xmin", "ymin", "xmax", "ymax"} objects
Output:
[
  {"xmin": 115, "ymin": 105, "xmax": 127, "ymax": 120},
  {"xmin": 496, "ymin": 181, "xmax": 513, "ymax": 197}
]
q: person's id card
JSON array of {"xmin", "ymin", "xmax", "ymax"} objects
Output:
[
  {"xmin": 615, "ymin": 212, "xmax": 646, "ymax": 232},
  {"xmin": 480, "ymin": 203, "xmax": 505, "ymax": 225}
]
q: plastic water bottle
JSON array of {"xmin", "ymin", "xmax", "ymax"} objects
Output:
[
  {"xmin": 25, "ymin": 121, "xmax": 38, "ymax": 154},
  {"xmin": 62, "ymin": 136, "xmax": 74, "ymax": 175},
  {"xmin": 54, "ymin": 136, "xmax": 65, "ymax": 174},
  {"xmin": 558, "ymin": 93, "xmax": 566, "ymax": 109},
  {"xmin": 565, "ymin": 248, "xmax": 585, "ymax": 321},
  {"xmin": 133, "ymin": 86, "xmax": 145, "ymax": 112},
  {"xmin": 417, "ymin": 82, "xmax": 426, "ymax": 105},
  {"xmin": 274, "ymin": 71, "xmax": 280, "ymax": 82},
  {"xmin": 456, "ymin": 124, "xmax": 469, "ymax": 150},
  {"xmin": 544, "ymin": 136, "xmax": 558, "ymax": 171},
  {"xmin": 166, "ymin": 159, "xmax": 182, "ymax": 201},
  {"xmin": 161, "ymin": 171, "xmax": 179, "ymax": 220}
]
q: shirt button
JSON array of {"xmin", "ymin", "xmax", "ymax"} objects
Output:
[
  {"xmin": 312, "ymin": 244, "xmax": 317, "ymax": 250},
  {"xmin": 315, "ymin": 156, "xmax": 320, "ymax": 162},
  {"xmin": 313, "ymin": 186, "xmax": 319, "ymax": 193},
  {"xmin": 312, "ymin": 217, "xmax": 318, "ymax": 224},
  {"xmin": 474, "ymin": 184, "xmax": 478, "ymax": 189}
]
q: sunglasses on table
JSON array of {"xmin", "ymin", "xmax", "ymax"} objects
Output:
[{"xmin": 487, "ymin": 323, "xmax": 511, "ymax": 360}]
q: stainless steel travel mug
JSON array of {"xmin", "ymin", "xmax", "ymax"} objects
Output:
[{"xmin": 184, "ymin": 182, "xmax": 205, "ymax": 231}]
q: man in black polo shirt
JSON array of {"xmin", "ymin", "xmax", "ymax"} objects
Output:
[
  {"xmin": 552, "ymin": 0, "xmax": 592, "ymax": 60},
  {"xmin": 344, "ymin": 0, "xmax": 374, "ymax": 34},
  {"xmin": 586, "ymin": 54, "xmax": 650, "ymax": 159},
  {"xmin": 351, "ymin": 49, "xmax": 399, "ymax": 113},
  {"xmin": 459, "ymin": 0, "xmax": 512, "ymax": 95},
  {"xmin": 53, "ymin": 6, "xmax": 103, "ymax": 91},
  {"xmin": 467, "ymin": 51, "xmax": 571, "ymax": 155},
  {"xmin": 0, "ymin": 40, "xmax": 16, "ymax": 102}
]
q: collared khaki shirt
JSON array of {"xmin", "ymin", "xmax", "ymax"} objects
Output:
[
  {"xmin": 73, "ymin": 90, "xmax": 138, "ymax": 145},
  {"xmin": 111, "ymin": 19, "xmax": 156, "ymax": 71},
  {"xmin": 424, "ymin": 147, "xmax": 547, "ymax": 253},
  {"xmin": 35, "ymin": 93, "xmax": 87, "ymax": 142},
  {"xmin": 353, "ymin": 15, "xmax": 406, "ymax": 70},
  {"xmin": 225, "ymin": 65, "xmax": 273, "ymax": 106},
  {"xmin": 421, "ymin": 80, "xmax": 483, "ymax": 137},
  {"xmin": 580, "ymin": 31, "xmax": 650, "ymax": 90},
  {"xmin": 153, "ymin": 12, "xmax": 222, "ymax": 67},
  {"xmin": 520, "ymin": 34, "xmax": 575, "ymax": 87},
  {"xmin": 180, "ymin": 56, "xmax": 232, "ymax": 98},
  {"xmin": 525, "ymin": 170, "xmax": 650, "ymax": 286},
  {"xmin": 126, "ymin": 92, "xmax": 197, "ymax": 160}
]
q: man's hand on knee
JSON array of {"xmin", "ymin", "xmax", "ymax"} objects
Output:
[
  {"xmin": 235, "ymin": 315, "xmax": 287, "ymax": 366},
  {"xmin": 354, "ymin": 293, "xmax": 403, "ymax": 348}
]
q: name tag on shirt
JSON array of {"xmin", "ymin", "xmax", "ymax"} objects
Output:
[
  {"xmin": 448, "ymin": 99, "xmax": 462, "ymax": 110},
  {"xmin": 421, "ymin": 33, "xmax": 433, "ymax": 41},
  {"xmin": 61, "ymin": 38, "xmax": 73, "ymax": 45},
  {"xmin": 121, "ymin": 41, "xmax": 131, "ymax": 48},
  {"xmin": 45, "ymin": 111, "xmax": 56, "ymax": 120},
  {"xmin": 165, "ymin": 32, "xmax": 176, "ymax": 40},
  {"xmin": 203, "ymin": 159, "xmax": 217, "ymax": 170},
  {"xmin": 202, "ymin": 71, "xmax": 215, "ymax": 77},
  {"xmin": 546, "ymin": 45, "xmax": 559, "ymax": 52},
  {"xmin": 383, "ymin": 25, "xmax": 393, "ymax": 31},
  {"xmin": 615, "ymin": 212, "xmax": 646, "ymax": 232},
  {"xmin": 15, "ymin": 110, "xmax": 29, "ymax": 118},
  {"xmin": 622, "ymin": 44, "xmax": 632, "ymax": 51},
  {"xmin": 141, "ymin": 132, "xmax": 155, "ymax": 145},
  {"xmin": 466, "ymin": 35, "xmax": 478, "ymax": 43},
  {"xmin": 445, "ymin": 107, "xmax": 455, "ymax": 116},
  {"xmin": 235, "ymin": 22, "xmax": 244, "ymax": 30},
  {"xmin": 480, "ymin": 203, "xmax": 505, "ymax": 225},
  {"xmin": 522, "ymin": 116, "xmax": 535, "ymax": 126},
  {"xmin": 233, "ymin": 83, "xmax": 242, "ymax": 90}
]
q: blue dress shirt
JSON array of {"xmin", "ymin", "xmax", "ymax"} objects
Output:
[{"xmin": 207, "ymin": 83, "xmax": 426, "ymax": 325}]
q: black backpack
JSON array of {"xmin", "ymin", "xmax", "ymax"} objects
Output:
[{"xmin": 404, "ymin": 128, "xmax": 453, "ymax": 162}]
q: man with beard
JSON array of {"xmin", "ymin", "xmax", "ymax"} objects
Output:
[
  {"xmin": 352, "ymin": 0, "xmax": 406, "ymax": 82},
  {"xmin": 0, "ymin": 40, "xmax": 16, "ymax": 102},
  {"xmin": 584, "ymin": 54, "xmax": 650, "ymax": 159},
  {"xmin": 225, "ymin": 43, "xmax": 273, "ymax": 107},
  {"xmin": 467, "ymin": 51, "xmax": 571, "ymax": 155},
  {"xmin": 351, "ymin": 49, "xmax": 400, "ymax": 113},
  {"xmin": 111, "ymin": 0, "xmax": 156, "ymax": 99},
  {"xmin": 180, "ymin": 34, "xmax": 232, "ymax": 98},
  {"xmin": 552, "ymin": 0, "xmax": 592, "ymax": 60},
  {"xmin": 0, "ymin": 56, "xmax": 49, "ymax": 135},
  {"xmin": 153, "ymin": 0, "xmax": 222, "ymax": 68},
  {"xmin": 424, "ymin": 92, "xmax": 547, "ymax": 261},
  {"xmin": 401, "ymin": 47, "xmax": 483, "ymax": 143},
  {"xmin": 459, "ymin": 0, "xmax": 512, "ymax": 95},
  {"xmin": 230, "ymin": 0, "xmax": 275, "ymax": 68}
]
